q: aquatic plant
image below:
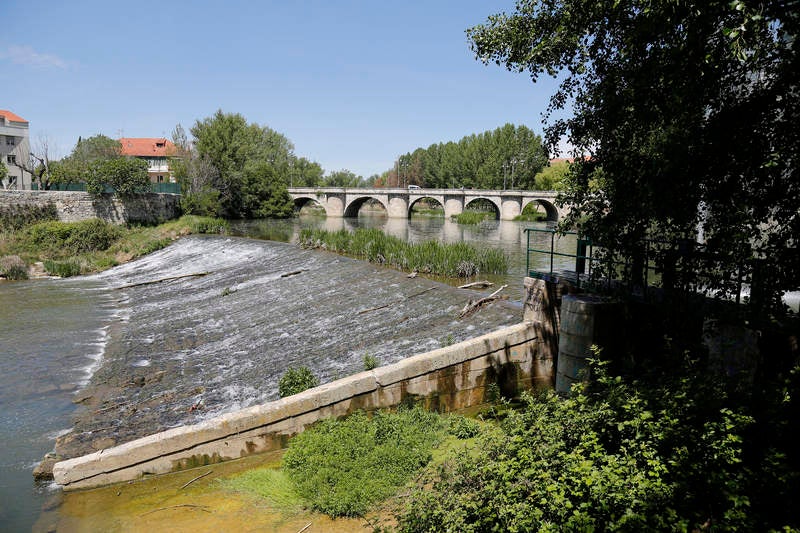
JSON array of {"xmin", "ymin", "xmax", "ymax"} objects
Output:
[
  {"xmin": 451, "ymin": 210, "xmax": 493, "ymax": 225},
  {"xmin": 43, "ymin": 258, "xmax": 83, "ymax": 278},
  {"xmin": 298, "ymin": 228, "xmax": 508, "ymax": 278}
]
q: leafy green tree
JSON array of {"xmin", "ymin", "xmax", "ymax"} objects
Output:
[
  {"xmin": 0, "ymin": 161, "xmax": 7, "ymax": 188},
  {"xmin": 323, "ymin": 169, "xmax": 366, "ymax": 187},
  {"xmin": 84, "ymin": 158, "xmax": 149, "ymax": 196},
  {"xmin": 289, "ymin": 157, "xmax": 324, "ymax": 187},
  {"xmin": 190, "ymin": 110, "xmax": 296, "ymax": 218},
  {"xmin": 70, "ymin": 134, "xmax": 122, "ymax": 165},
  {"xmin": 468, "ymin": 0, "xmax": 799, "ymax": 313},
  {"xmin": 534, "ymin": 159, "xmax": 570, "ymax": 191},
  {"xmin": 241, "ymin": 161, "xmax": 294, "ymax": 218}
]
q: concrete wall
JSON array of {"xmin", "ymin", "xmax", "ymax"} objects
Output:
[
  {"xmin": 0, "ymin": 190, "xmax": 181, "ymax": 225},
  {"xmin": 54, "ymin": 321, "xmax": 549, "ymax": 491}
]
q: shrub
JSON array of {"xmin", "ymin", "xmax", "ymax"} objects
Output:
[
  {"xmin": 43, "ymin": 258, "xmax": 83, "ymax": 277},
  {"xmin": 394, "ymin": 359, "xmax": 797, "ymax": 532},
  {"xmin": 283, "ymin": 407, "xmax": 444, "ymax": 517},
  {"xmin": 451, "ymin": 210, "xmax": 493, "ymax": 225},
  {"xmin": 446, "ymin": 415, "xmax": 480, "ymax": 439},
  {"xmin": 0, "ymin": 255, "xmax": 28, "ymax": 280},
  {"xmin": 363, "ymin": 353, "xmax": 379, "ymax": 371},
  {"xmin": 25, "ymin": 219, "xmax": 121, "ymax": 254},
  {"xmin": 278, "ymin": 367, "xmax": 319, "ymax": 397},
  {"xmin": 85, "ymin": 158, "xmax": 149, "ymax": 196}
]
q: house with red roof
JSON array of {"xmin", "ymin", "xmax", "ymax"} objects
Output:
[
  {"xmin": 0, "ymin": 109, "xmax": 31, "ymax": 190},
  {"xmin": 119, "ymin": 137, "xmax": 176, "ymax": 183}
]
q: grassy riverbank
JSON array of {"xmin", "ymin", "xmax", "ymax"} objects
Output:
[
  {"xmin": 0, "ymin": 215, "xmax": 227, "ymax": 279},
  {"xmin": 298, "ymin": 227, "xmax": 508, "ymax": 277}
]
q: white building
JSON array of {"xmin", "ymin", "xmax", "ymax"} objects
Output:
[
  {"xmin": 119, "ymin": 137, "xmax": 176, "ymax": 183},
  {"xmin": 0, "ymin": 110, "xmax": 31, "ymax": 190}
]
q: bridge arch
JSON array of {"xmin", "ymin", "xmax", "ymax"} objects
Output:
[
  {"xmin": 521, "ymin": 198, "xmax": 560, "ymax": 222},
  {"xmin": 344, "ymin": 196, "xmax": 388, "ymax": 218},
  {"xmin": 293, "ymin": 196, "xmax": 327, "ymax": 215},
  {"xmin": 465, "ymin": 197, "xmax": 501, "ymax": 220},
  {"xmin": 408, "ymin": 196, "xmax": 445, "ymax": 218}
]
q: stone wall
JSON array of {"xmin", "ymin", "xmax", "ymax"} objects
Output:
[
  {"xmin": 0, "ymin": 190, "xmax": 180, "ymax": 225},
  {"xmin": 54, "ymin": 322, "xmax": 547, "ymax": 491}
]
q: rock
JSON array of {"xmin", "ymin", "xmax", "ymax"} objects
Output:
[
  {"xmin": 92, "ymin": 437, "xmax": 117, "ymax": 451},
  {"xmin": 33, "ymin": 453, "xmax": 62, "ymax": 481}
]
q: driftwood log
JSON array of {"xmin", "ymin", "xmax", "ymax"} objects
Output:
[
  {"xmin": 458, "ymin": 280, "xmax": 494, "ymax": 290},
  {"xmin": 114, "ymin": 272, "xmax": 210, "ymax": 290},
  {"xmin": 458, "ymin": 284, "xmax": 508, "ymax": 318}
]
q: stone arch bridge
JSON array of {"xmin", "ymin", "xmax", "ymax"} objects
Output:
[{"xmin": 287, "ymin": 187, "xmax": 567, "ymax": 221}]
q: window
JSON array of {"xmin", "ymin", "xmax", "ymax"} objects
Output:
[
  {"xmin": 7, "ymin": 155, "xmax": 16, "ymax": 164},
  {"xmin": 5, "ymin": 136, "xmax": 15, "ymax": 146},
  {"xmin": 157, "ymin": 175, "xmax": 164, "ymax": 183}
]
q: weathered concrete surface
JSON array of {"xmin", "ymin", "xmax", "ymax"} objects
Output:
[
  {"xmin": 0, "ymin": 190, "xmax": 180, "ymax": 225},
  {"xmin": 53, "ymin": 322, "xmax": 542, "ymax": 491}
]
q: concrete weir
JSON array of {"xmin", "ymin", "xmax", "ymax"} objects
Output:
[{"xmin": 54, "ymin": 321, "xmax": 547, "ymax": 491}]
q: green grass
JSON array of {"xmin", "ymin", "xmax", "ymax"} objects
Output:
[
  {"xmin": 223, "ymin": 468, "xmax": 305, "ymax": 514},
  {"xmin": 298, "ymin": 227, "xmax": 508, "ymax": 278},
  {"xmin": 0, "ymin": 215, "xmax": 228, "ymax": 278},
  {"xmin": 451, "ymin": 210, "xmax": 494, "ymax": 225},
  {"xmin": 282, "ymin": 407, "xmax": 446, "ymax": 517}
]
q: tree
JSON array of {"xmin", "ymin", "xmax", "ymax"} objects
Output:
[
  {"xmin": 70, "ymin": 134, "xmax": 122, "ymax": 165},
  {"xmin": 85, "ymin": 158, "xmax": 149, "ymax": 196},
  {"xmin": 323, "ymin": 169, "xmax": 366, "ymax": 187},
  {"xmin": 190, "ymin": 110, "xmax": 296, "ymax": 217},
  {"xmin": 289, "ymin": 157, "xmax": 324, "ymax": 187},
  {"xmin": 0, "ymin": 161, "xmax": 7, "ymax": 189},
  {"xmin": 468, "ymin": 1, "xmax": 799, "ymax": 314}
]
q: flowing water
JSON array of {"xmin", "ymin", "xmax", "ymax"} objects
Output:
[{"xmin": 1, "ymin": 216, "xmax": 572, "ymax": 531}]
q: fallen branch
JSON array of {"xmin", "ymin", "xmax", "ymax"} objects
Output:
[
  {"xmin": 458, "ymin": 284, "xmax": 508, "ymax": 318},
  {"xmin": 180, "ymin": 470, "xmax": 212, "ymax": 490},
  {"xmin": 139, "ymin": 504, "xmax": 211, "ymax": 517},
  {"xmin": 115, "ymin": 272, "xmax": 210, "ymax": 290},
  {"xmin": 458, "ymin": 280, "xmax": 494, "ymax": 290},
  {"xmin": 281, "ymin": 269, "xmax": 308, "ymax": 278},
  {"xmin": 357, "ymin": 287, "xmax": 437, "ymax": 315},
  {"xmin": 296, "ymin": 523, "xmax": 313, "ymax": 533}
]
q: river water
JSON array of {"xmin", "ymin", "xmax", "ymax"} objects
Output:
[{"xmin": 0, "ymin": 215, "xmax": 571, "ymax": 531}]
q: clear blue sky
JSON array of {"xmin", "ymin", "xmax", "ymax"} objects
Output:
[{"xmin": 1, "ymin": 0, "xmax": 564, "ymax": 178}]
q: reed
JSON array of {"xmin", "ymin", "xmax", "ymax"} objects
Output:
[
  {"xmin": 299, "ymin": 227, "xmax": 508, "ymax": 277},
  {"xmin": 451, "ymin": 210, "xmax": 493, "ymax": 225}
]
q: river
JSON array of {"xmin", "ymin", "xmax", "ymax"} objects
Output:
[{"xmin": 0, "ymin": 215, "xmax": 570, "ymax": 531}]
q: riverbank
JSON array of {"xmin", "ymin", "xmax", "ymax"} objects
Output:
[{"xmin": 0, "ymin": 215, "xmax": 227, "ymax": 280}]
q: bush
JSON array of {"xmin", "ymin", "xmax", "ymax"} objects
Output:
[
  {"xmin": 395, "ymin": 359, "xmax": 799, "ymax": 532},
  {"xmin": 446, "ymin": 415, "xmax": 480, "ymax": 439},
  {"xmin": 0, "ymin": 255, "xmax": 28, "ymax": 280},
  {"xmin": 85, "ymin": 158, "xmax": 149, "ymax": 196},
  {"xmin": 278, "ymin": 367, "xmax": 319, "ymax": 397},
  {"xmin": 25, "ymin": 219, "xmax": 121, "ymax": 254},
  {"xmin": 363, "ymin": 353, "xmax": 379, "ymax": 371},
  {"xmin": 283, "ymin": 407, "xmax": 444, "ymax": 517},
  {"xmin": 451, "ymin": 210, "xmax": 493, "ymax": 225}
]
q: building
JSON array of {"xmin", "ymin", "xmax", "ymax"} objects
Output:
[
  {"xmin": 119, "ymin": 137, "xmax": 176, "ymax": 183},
  {"xmin": 0, "ymin": 110, "xmax": 31, "ymax": 190}
]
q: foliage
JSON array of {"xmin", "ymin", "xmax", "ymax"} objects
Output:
[
  {"xmin": 278, "ymin": 366, "xmax": 319, "ymax": 398},
  {"xmin": 0, "ymin": 255, "xmax": 28, "ymax": 280},
  {"xmin": 468, "ymin": 0, "xmax": 800, "ymax": 316},
  {"xmin": 446, "ymin": 415, "xmax": 480, "ymax": 440},
  {"xmin": 70, "ymin": 134, "xmax": 122, "ymax": 164},
  {"xmin": 363, "ymin": 353, "xmax": 379, "ymax": 371},
  {"xmin": 25, "ymin": 219, "xmax": 121, "ymax": 254},
  {"xmin": 378, "ymin": 123, "xmax": 548, "ymax": 189},
  {"xmin": 190, "ymin": 110, "xmax": 296, "ymax": 218},
  {"xmin": 289, "ymin": 157, "xmax": 325, "ymax": 187},
  {"xmin": 514, "ymin": 202, "xmax": 547, "ymax": 222},
  {"xmin": 452, "ymin": 211, "xmax": 492, "ymax": 225},
  {"xmin": 85, "ymin": 157, "xmax": 150, "ymax": 196},
  {"xmin": 394, "ymin": 358, "xmax": 800, "ymax": 532},
  {"xmin": 43, "ymin": 258, "xmax": 83, "ymax": 277},
  {"xmin": 0, "ymin": 161, "xmax": 7, "ymax": 184},
  {"xmin": 283, "ymin": 407, "xmax": 444, "ymax": 517},
  {"xmin": 323, "ymin": 169, "xmax": 367, "ymax": 187},
  {"xmin": 299, "ymin": 227, "xmax": 508, "ymax": 278},
  {"xmin": 223, "ymin": 467, "xmax": 305, "ymax": 513},
  {"xmin": 0, "ymin": 203, "xmax": 58, "ymax": 231},
  {"xmin": 533, "ymin": 159, "xmax": 570, "ymax": 191}
]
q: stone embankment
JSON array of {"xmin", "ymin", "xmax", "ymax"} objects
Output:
[{"xmin": 0, "ymin": 190, "xmax": 180, "ymax": 225}]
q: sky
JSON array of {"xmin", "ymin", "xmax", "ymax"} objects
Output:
[{"xmin": 1, "ymin": 0, "xmax": 566, "ymax": 178}]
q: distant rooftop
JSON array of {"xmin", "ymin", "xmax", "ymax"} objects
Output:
[
  {"xmin": 0, "ymin": 109, "xmax": 29, "ymax": 124},
  {"xmin": 119, "ymin": 137, "xmax": 175, "ymax": 157}
]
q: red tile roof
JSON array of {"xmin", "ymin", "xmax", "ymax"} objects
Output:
[
  {"xmin": 0, "ymin": 110, "xmax": 28, "ymax": 123},
  {"xmin": 119, "ymin": 138, "xmax": 175, "ymax": 157}
]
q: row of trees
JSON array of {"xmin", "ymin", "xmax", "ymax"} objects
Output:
[{"xmin": 373, "ymin": 123, "xmax": 552, "ymax": 190}]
